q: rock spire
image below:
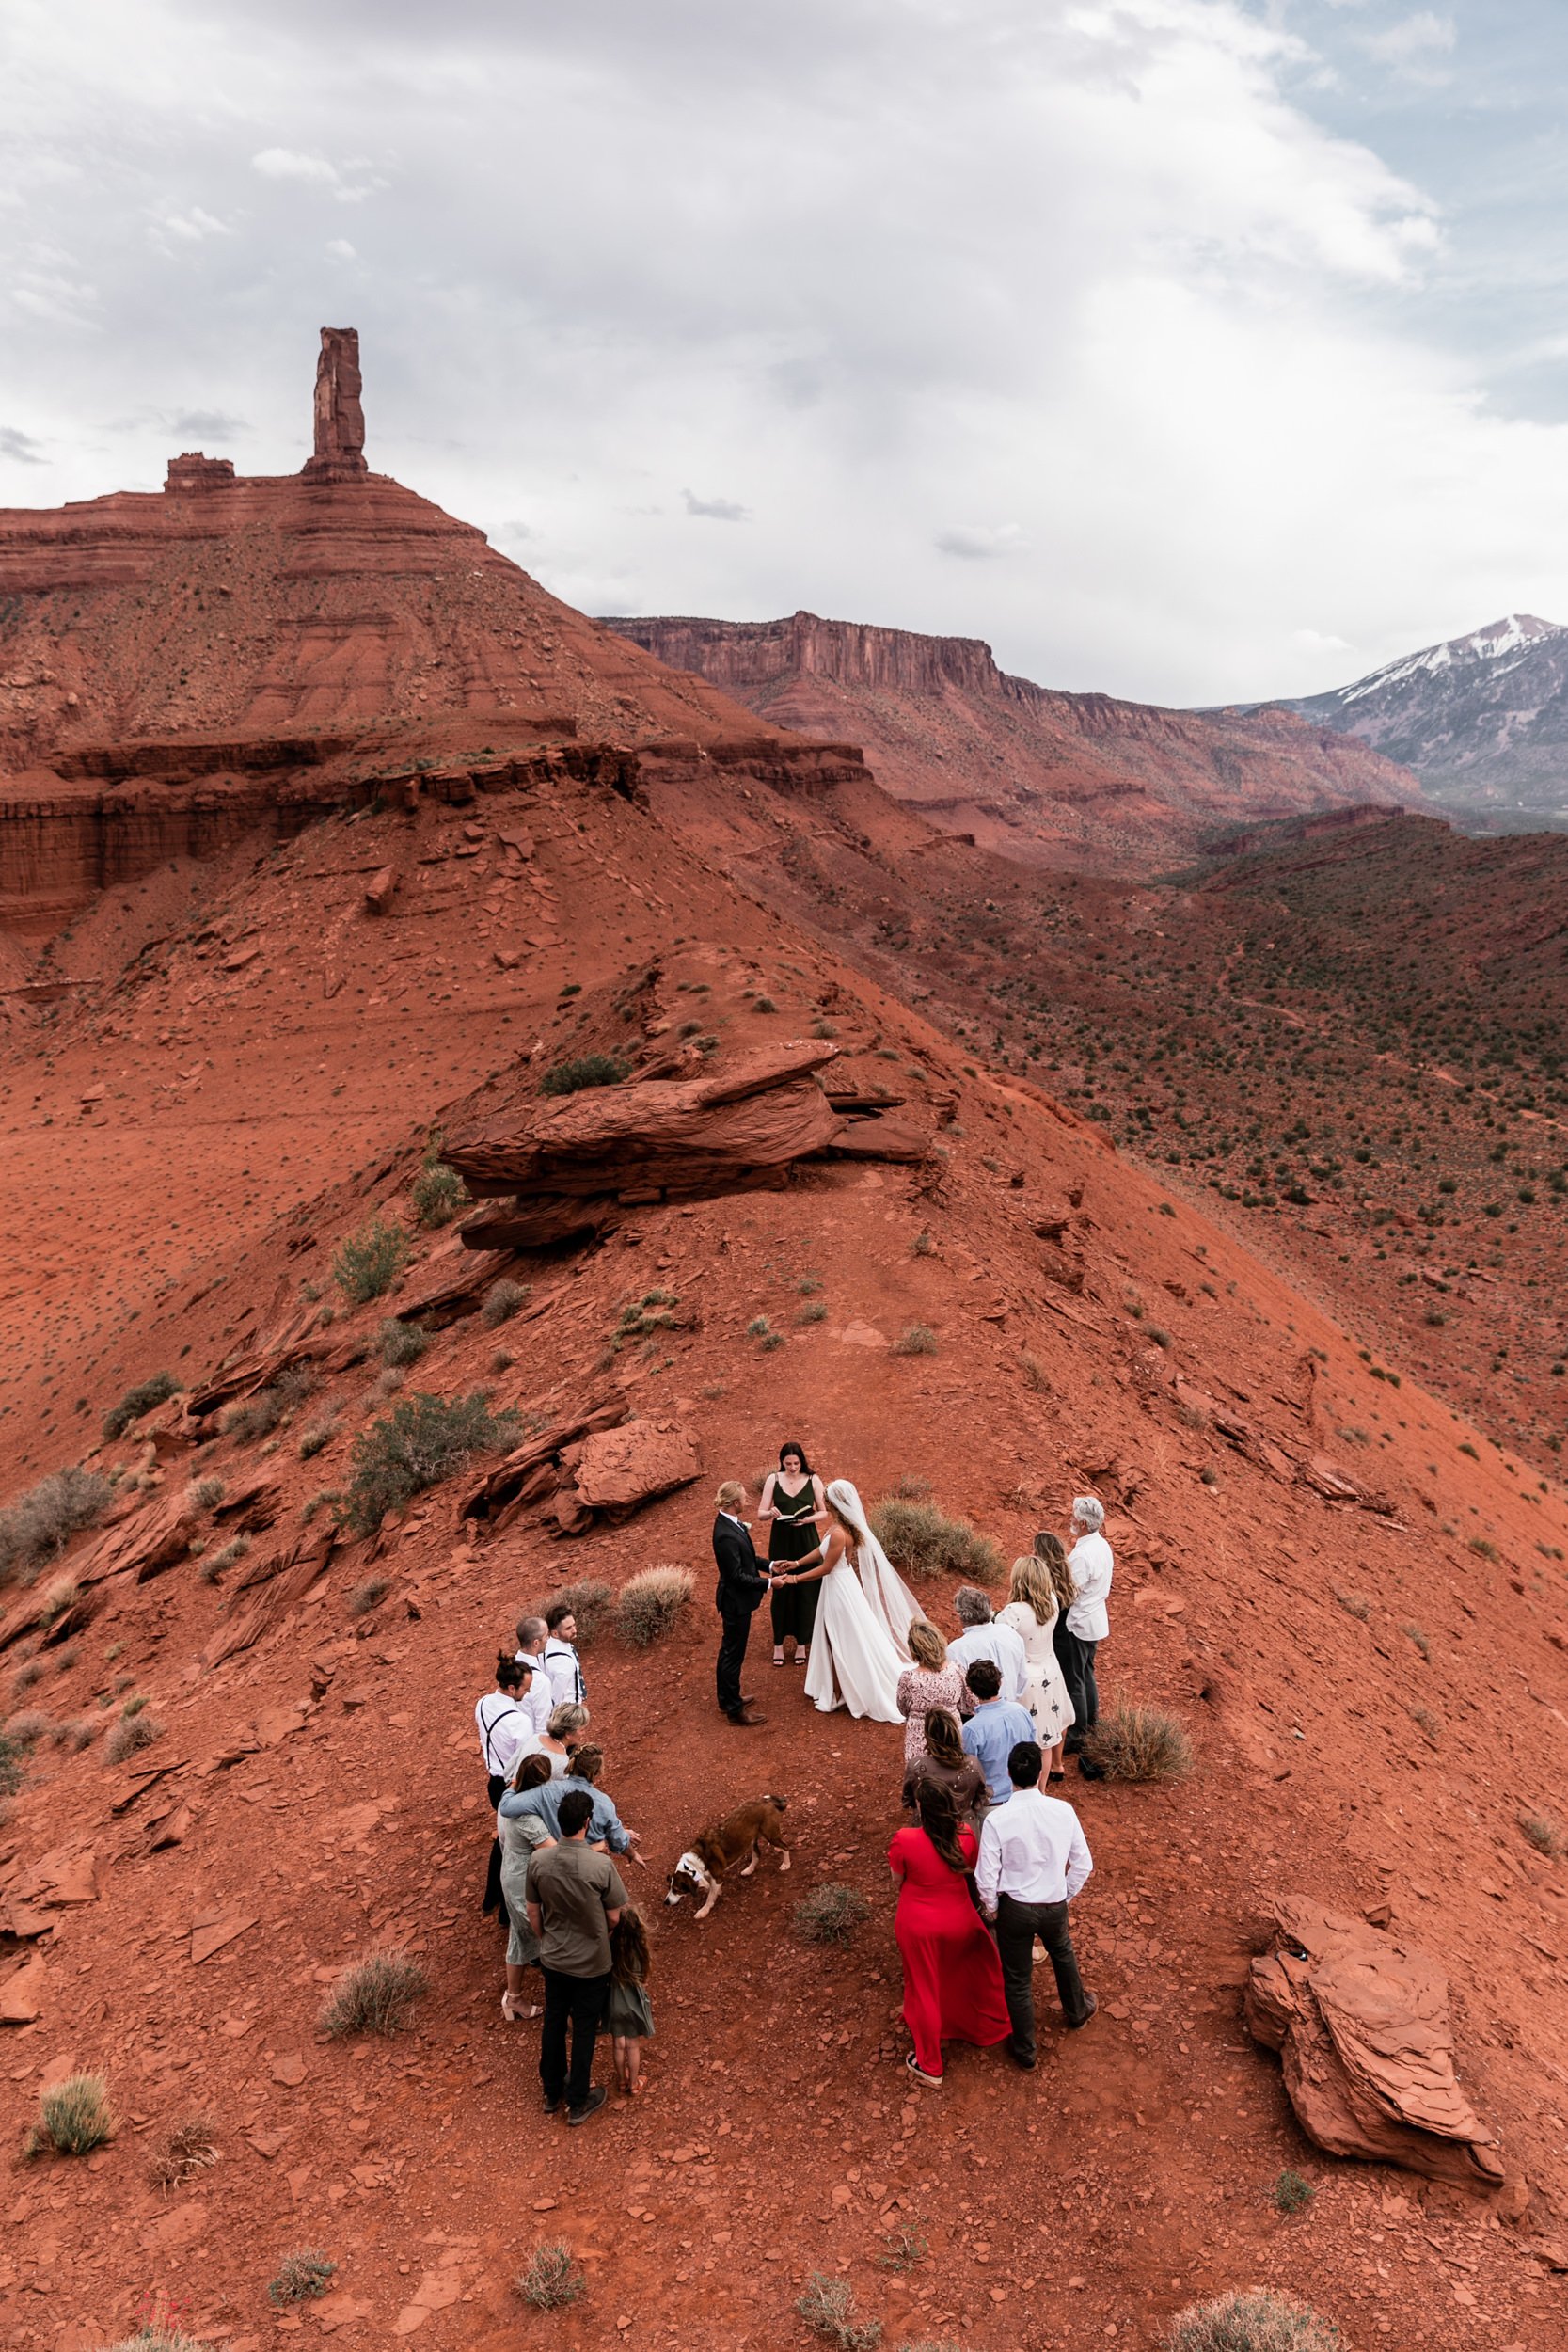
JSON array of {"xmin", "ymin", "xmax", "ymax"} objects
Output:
[{"xmin": 301, "ymin": 326, "xmax": 368, "ymax": 484}]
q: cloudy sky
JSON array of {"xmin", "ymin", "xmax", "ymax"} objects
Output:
[{"xmin": 3, "ymin": 0, "xmax": 1566, "ymax": 705}]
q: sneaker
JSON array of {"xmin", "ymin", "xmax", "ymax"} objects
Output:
[
  {"xmin": 1066, "ymin": 1994, "xmax": 1099, "ymax": 2032},
  {"xmin": 567, "ymin": 2084, "xmax": 609, "ymax": 2126},
  {"xmin": 904, "ymin": 2052, "xmax": 942, "ymax": 2088},
  {"xmin": 542, "ymin": 2091, "xmax": 565, "ymax": 2116}
]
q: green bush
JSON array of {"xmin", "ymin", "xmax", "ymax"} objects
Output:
[
  {"xmin": 103, "ymin": 1372, "xmax": 181, "ymax": 1439},
  {"xmin": 0, "ymin": 1466, "xmax": 114, "ymax": 1584},
  {"xmin": 320, "ymin": 1949, "xmax": 427, "ymax": 2038},
  {"xmin": 1273, "ymin": 2168, "xmax": 1315, "ymax": 2215},
  {"xmin": 794, "ymin": 1884, "xmax": 870, "ymax": 1947},
  {"xmin": 35, "ymin": 2073, "xmax": 115, "ymax": 2156},
  {"xmin": 267, "ymin": 2250, "xmax": 338, "ymax": 2306},
  {"xmin": 411, "ymin": 1136, "xmax": 467, "ymax": 1229},
  {"xmin": 540, "ymin": 1054, "xmax": 628, "ymax": 1096},
  {"xmin": 870, "ymin": 1497, "xmax": 1002, "ymax": 1585},
  {"xmin": 332, "ymin": 1215, "xmax": 409, "ymax": 1306},
  {"xmin": 517, "ymin": 2241, "xmax": 586, "ymax": 2309},
  {"xmin": 337, "ymin": 1391, "xmax": 519, "ymax": 1534},
  {"xmin": 1166, "ymin": 2289, "xmax": 1339, "ymax": 2352},
  {"xmin": 378, "ymin": 1317, "xmax": 430, "ymax": 1369},
  {"xmin": 613, "ymin": 1565, "xmax": 693, "ymax": 1647},
  {"xmin": 1081, "ymin": 1703, "xmax": 1194, "ymax": 1784}
]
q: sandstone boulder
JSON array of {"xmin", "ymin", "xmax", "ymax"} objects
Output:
[
  {"xmin": 1245, "ymin": 1896, "xmax": 1504, "ymax": 2188},
  {"xmin": 364, "ymin": 864, "xmax": 400, "ymax": 914},
  {"xmin": 572, "ymin": 1420, "xmax": 700, "ymax": 1513}
]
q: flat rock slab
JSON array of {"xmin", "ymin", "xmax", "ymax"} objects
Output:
[
  {"xmin": 573, "ymin": 1419, "xmax": 700, "ymax": 1511},
  {"xmin": 191, "ymin": 1911, "xmax": 258, "ymax": 1965}
]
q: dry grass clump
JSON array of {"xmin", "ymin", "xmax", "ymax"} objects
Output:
[
  {"xmin": 0, "ymin": 1465, "xmax": 113, "ymax": 1585},
  {"xmin": 320, "ymin": 1948, "xmax": 428, "ymax": 2038},
  {"xmin": 106, "ymin": 2326, "xmax": 214, "ymax": 2352},
  {"xmin": 105, "ymin": 1707, "xmax": 165, "ymax": 1765},
  {"xmin": 148, "ymin": 2114, "xmax": 220, "ymax": 2192},
  {"xmin": 796, "ymin": 2270, "xmax": 882, "ymax": 2349},
  {"xmin": 190, "ymin": 1475, "xmax": 226, "ymax": 1511},
  {"xmin": 1518, "ymin": 1808, "xmax": 1565, "ymax": 1858},
  {"xmin": 1081, "ymin": 1703, "xmax": 1194, "ymax": 1785},
  {"xmin": 267, "ymin": 2249, "xmax": 338, "ymax": 2306},
  {"xmin": 222, "ymin": 1389, "xmax": 284, "ymax": 1443},
  {"xmin": 39, "ymin": 1574, "xmax": 79, "ymax": 1628},
  {"xmin": 516, "ymin": 2241, "xmax": 586, "ymax": 2308},
  {"xmin": 613, "ymin": 1565, "xmax": 693, "ymax": 1647},
  {"xmin": 483, "ymin": 1278, "xmax": 531, "ymax": 1327},
  {"xmin": 32, "ymin": 2072, "xmax": 115, "ymax": 2156},
  {"xmin": 346, "ymin": 1576, "xmax": 391, "ymax": 1619},
  {"xmin": 794, "ymin": 1884, "xmax": 870, "ymax": 1947},
  {"xmin": 871, "ymin": 1497, "xmax": 1002, "ymax": 1585},
  {"xmin": 1166, "ymin": 2289, "xmax": 1340, "ymax": 2352},
  {"xmin": 892, "ymin": 1323, "xmax": 938, "ymax": 1357},
  {"xmin": 378, "ymin": 1317, "xmax": 430, "ymax": 1369},
  {"xmin": 199, "ymin": 1534, "xmax": 250, "ymax": 1583}
]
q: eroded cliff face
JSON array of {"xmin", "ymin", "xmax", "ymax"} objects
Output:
[{"xmin": 607, "ymin": 610, "xmax": 1432, "ymax": 872}]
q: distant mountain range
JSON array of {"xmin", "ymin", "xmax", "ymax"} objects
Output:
[{"xmin": 1262, "ymin": 613, "xmax": 1568, "ymax": 831}]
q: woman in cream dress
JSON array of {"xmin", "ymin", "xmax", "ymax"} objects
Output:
[{"xmin": 996, "ymin": 1546, "xmax": 1076, "ymax": 1780}]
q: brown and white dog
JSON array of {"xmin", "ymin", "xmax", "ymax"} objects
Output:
[{"xmin": 665, "ymin": 1794, "xmax": 790, "ymax": 1920}]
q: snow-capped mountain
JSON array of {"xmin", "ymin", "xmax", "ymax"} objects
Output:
[{"xmin": 1270, "ymin": 614, "xmax": 1568, "ymax": 827}]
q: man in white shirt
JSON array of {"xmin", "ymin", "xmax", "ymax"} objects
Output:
[
  {"xmin": 514, "ymin": 1613, "xmax": 554, "ymax": 1738},
  {"xmin": 1059, "ymin": 1496, "xmax": 1113, "ymax": 1757},
  {"xmin": 947, "ymin": 1586, "xmax": 1027, "ymax": 1714},
  {"xmin": 975, "ymin": 1739, "xmax": 1096, "ymax": 2066},
  {"xmin": 543, "ymin": 1600, "xmax": 586, "ymax": 1710}
]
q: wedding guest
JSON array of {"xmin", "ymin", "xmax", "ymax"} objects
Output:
[
  {"xmin": 959, "ymin": 1660, "xmax": 1037, "ymax": 1802},
  {"xmin": 756, "ymin": 1440, "xmax": 827, "ymax": 1668},
  {"xmin": 897, "ymin": 1621, "xmax": 967, "ymax": 1767},
  {"xmin": 998, "ymin": 1551, "xmax": 1076, "ymax": 1781},
  {"xmin": 947, "ymin": 1587, "xmax": 1027, "ymax": 1712},
  {"xmin": 514, "ymin": 1613, "xmax": 554, "ymax": 1737},
  {"xmin": 1057, "ymin": 1498, "xmax": 1113, "ymax": 1756},
  {"xmin": 975, "ymin": 1740, "xmax": 1097, "ymax": 2065},
  {"xmin": 505, "ymin": 1742, "xmax": 646, "ymax": 1868},
  {"xmin": 607, "ymin": 1904, "xmax": 656, "ymax": 2096},
  {"xmin": 542, "ymin": 1702, "xmax": 589, "ymax": 1772},
  {"xmin": 901, "ymin": 1706, "xmax": 989, "ymax": 1836},
  {"xmin": 526, "ymin": 1788, "xmax": 626, "ymax": 2126},
  {"xmin": 476, "ymin": 1652, "xmax": 534, "ymax": 1920},
  {"xmin": 543, "ymin": 1601, "xmax": 587, "ymax": 1708},
  {"xmin": 888, "ymin": 1779, "xmax": 1011, "ymax": 2088},
  {"xmin": 498, "ymin": 1752, "xmax": 554, "ymax": 2023}
]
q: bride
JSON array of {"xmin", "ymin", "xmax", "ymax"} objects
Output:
[
  {"xmin": 775, "ymin": 1479, "xmax": 907, "ymax": 1724},
  {"xmin": 838, "ymin": 1480, "xmax": 921, "ymax": 1660}
]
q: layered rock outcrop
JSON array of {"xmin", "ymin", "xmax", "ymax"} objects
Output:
[{"xmin": 302, "ymin": 326, "xmax": 369, "ymax": 485}]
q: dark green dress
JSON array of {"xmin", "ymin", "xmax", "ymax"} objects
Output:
[{"xmin": 768, "ymin": 1478, "xmax": 821, "ymax": 1648}]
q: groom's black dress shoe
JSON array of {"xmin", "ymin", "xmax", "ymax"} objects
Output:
[{"xmin": 726, "ymin": 1706, "xmax": 767, "ymax": 1726}]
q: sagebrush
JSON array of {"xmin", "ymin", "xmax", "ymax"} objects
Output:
[
  {"xmin": 483, "ymin": 1278, "xmax": 530, "ymax": 1327},
  {"xmin": 321, "ymin": 1949, "xmax": 428, "ymax": 2037},
  {"xmin": 103, "ymin": 1372, "xmax": 181, "ymax": 1439},
  {"xmin": 540, "ymin": 1053, "xmax": 628, "ymax": 1096},
  {"xmin": 517, "ymin": 2240, "xmax": 586, "ymax": 2309},
  {"xmin": 0, "ymin": 1465, "xmax": 113, "ymax": 1585},
  {"xmin": 1166, "ymin": 2289, "xmax": 1340, "ymax": 2352},
  {"xmin": 337, "ymin": 1391, "xmax": 519, "ymax": 1534},
  {"xmin": 794, "ymin": 1884, "xmax": 870, "ymax": 1947},
  {"xmin": 332, "ymin": 1215, "xmax": 409, "ymax": 1305},
  {"xmin": 105, "ymin": 1708, "xmax": 165, "ymax": 1765},
  {"xmin": 1081, "ymin": 1703, "xmax": 1194, "ymax": 1785},
  {"xmin": 267, "ymin": 2250, "xmax": 338, "ymax": 2306},
  {"xmin": 613, "ymin": 1565, "xmax": 693, "ymax": 1647},
  {"xmin": 871, "ymin": 1497, "xmax": 1002, "ymax": 1585},
  {"xmin": 796, "ymin": 2271, "xmax": 881, "ymax": 2350}
]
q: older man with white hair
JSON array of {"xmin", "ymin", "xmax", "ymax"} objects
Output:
[{"xmin": 1055, "ymin": 1497, "xmax": 1113, "ymax": 1762}]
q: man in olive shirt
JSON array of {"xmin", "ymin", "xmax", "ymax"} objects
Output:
[{"xmin": 526, "ymin": 1787, "xmax": 626, "ymax": 2125}]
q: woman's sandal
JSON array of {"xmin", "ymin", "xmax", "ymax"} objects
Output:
[
  {"xmin": 501, "ymin": 1993, "xmax": 542, "ymax": 2024},
  {"xmin": 772, "ymin": 1650, "xmax": 786, "ymax": 1667}
]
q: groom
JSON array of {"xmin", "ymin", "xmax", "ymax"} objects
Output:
[{"xmin": 712, "ymin": 1480, "xmax": 769, "ymax": 1727}]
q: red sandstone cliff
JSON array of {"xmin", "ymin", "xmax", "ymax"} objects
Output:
[{"xmin": 604, "ymin": 611, "xmax": 1432, "ymax": 872}]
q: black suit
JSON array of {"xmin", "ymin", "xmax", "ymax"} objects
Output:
[{"xmin": 713, "ymin": 1513, "xmax": 768, "ymax": 1718}]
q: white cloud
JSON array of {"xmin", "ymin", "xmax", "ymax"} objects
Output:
[
  {"xmin": 1358, "ymin": 11, "xmax": 1456, "ymax": 85},
  {"xmin": 325, "ymin": 237, "xmax": 356, "ymax": 261},
  {"xmin": 683, "ymin": 489, "xmax": 749, "ymax": 521},
  {"xmin": 935, "ymin": 523, "xmax": 1028, "ymax": 561},
  {"xmin": 251, "ymin": 146, "xmax": 340, "ymax": 185}
]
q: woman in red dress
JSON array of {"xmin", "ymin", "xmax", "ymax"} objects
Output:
[{"xmin": 888, "ymin": 1779, "xmax": 1011, "ymax": 2085}]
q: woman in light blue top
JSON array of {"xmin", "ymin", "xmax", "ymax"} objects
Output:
[{"xmin": 499, "ymin": 1742, "xmax": 647, "ymax": 1870}]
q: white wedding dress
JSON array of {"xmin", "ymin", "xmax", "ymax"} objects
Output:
[{"xmin": 802, "ymin": 1481, "xmax": 909, "ymax": 1723}]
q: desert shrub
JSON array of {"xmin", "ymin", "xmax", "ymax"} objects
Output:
[
  {"xmin": 1332, "ymin": 1590, "xmax": 1370, "ymax": 1622},
  {"xmin": 300, "ymin": 1487, "xmax": 341, "ymax": 1525},
  {"xmin": 222, "ymin": 1388, "xmax": 286, "ymax": 1443},
  {"xmin": 0, "ymin": 1731, "xmax": 26, "ymax": 1795},
  {"xmin": 1408, "ymin": 1706, "xmax": 1441, "ymax": 1744},
  {"xmin": 411, "ymin": 1137, "xmax": 467, "ymax": 1229},
  {"xmin": 613, "ymin": 1565, "xmax": 693, "ymax": 1647},
  {"xmin": 191, "ymin": 1475, "xmax": 226, "ymax": 1511},
  {"xmin": 796, "ymin": 2271, "xmax": 881, "ymax": 2349},
  {"xmin": 892, "ymin": 1324, "xmax": 937, "ymax": 1358},
  {"xmin": 378, "ymin": 1317, "xmax": 430, "ymax": 1369},
  {"xmin": 1082, "ymin": 1703, "xmax": 1194, "ymax": 1784},
  {"xmin": 332, "ymin": 1215, "xmax": 409, "ymax": 1306},
  {"xmin": 1272, "ymin": 2168, "xmax": 1315, "ymax": 2215},
  {"xmin": 148, "ymin": 2114, "xmax": 219, "ymax": 2192},
  {"xmin": 0, "ymin": 1466, "xmax": 113, "ymax": 1584},
  {"xmin": 12, "ymin": 1658, "xmax": 42, "ymax": 1695},
  {"xmin": 347, "ymin": 1576, "xmax": 390, "ymax": 1619},
  {"xmin": 483, "ymin": 1279, "xmax": 530, "ymax": 1328},
  {"xmin": 337, "ymin": 1391, "xmax": 519, "ymax": 1534},
  {"xmin": 746, "ymin": 1314, "xmax": 773, "ymax": 1340},
  {"xmin": 753, "ymin": 993, "xmax": 777, "ymax": 1012},
  {"xmin": 871, "ymin": 1498, "xmax": 1002, "ymax": 1585},
  {"xmin": 1401, "ymin": 1623, "xmax": 1430, "ymax": 1660},
  {"xmin": 200, "ymin": 1535, "xmax": 249, "ymax": 1582},
  {"xmin": 794, "ymin": 1884, "xmax": 870, "ymax": 1947},
  {"xmin": 103, "ymin": 1373, "xmax": 180, "ymax": 1439},
  {"xmin": 1518, "ymin": 1809, "xmax": 1566, "ymax": 1858},
  {"xmin": 876, "ymin": 2227, "xmax": 927, "ymax": 2272},
  {"xmin": 320, "ymin": 1949, "xmax": 427, "ymax": 2038},
  {"xmin": 35, "ymin": 2072, "xmax": 115, "ymax": 2156},
  {"xmin": 1467, "ymin": 1535, "xmax": 1499, "ymax": 1562},
  {"xmin": 105, "ymin": 1708, "xmax": 165, "ymax": 1765},
  {"xmin": 540, "ymin": 1053, "xmax": 628, "ymax": 1096},
  {"xmin": 911, "ymin": 1229, "xmax": 933, "ymax": 1256},
  {"xmin": 39, "ymin": 1575, "xmax": 79, "ymax": 1628},
  {"xmin": 268, "ymin": 2250, "xmax": 338, "ymax": 2306},
  {"xmin": 106, "ymin": 2327, "xmax": 214, "ymax": 2352},
  {"xmin": 529, "ymin": 1577, "xmax": 612, "ymax": 1645},
  {"xmin": 517, "ymin": 2241, "xmax": 586, "ymax": 2309},
  {"xmin": 298, "ymin": 1413, "xmax": 339, "ymax": 1460},
  {"xmin": 796, "ymin": 1300, "xmax": 829, "ymax": 1326},
  {"xmin": 612, "ymin": 1290, "xmax": 681, "ymax": 1343},
  {"xmin": 1166, "ymin": 2289, "xmax": 1339, "ymax": 2352}
]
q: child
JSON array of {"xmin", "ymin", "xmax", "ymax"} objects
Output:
[{"xmin": 607, "ymin": 1905, "xmax": 655, "ymax": 2096}]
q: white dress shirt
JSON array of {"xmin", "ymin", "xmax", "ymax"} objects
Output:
[
  {"xmin": 475, "ymin": 1691, "xmax": 531, "ymax": 1781},
  {"xmin": 947, "ymin": 1620, "xmax": 1028, "ymax": 1707},
  {"xmin": 543, "ymin": 1636, "xmax": 585, "ymax": 1709},
  {"xmin": 975, "ymin": 1787, "xmax": 1093, "ymax": 1913},
  {"xmin": 512, "ymin": 1652, "xmax": 553, "ymax": 1737},
  {"xmin": 1066, "ymin": 1529, "xmax": 1114, "ymax": 1642}
]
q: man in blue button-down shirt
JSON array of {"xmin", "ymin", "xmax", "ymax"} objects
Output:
[{"xmin": 958, "ymin": 1661, "xmax": 1037, "ymax": 1800}]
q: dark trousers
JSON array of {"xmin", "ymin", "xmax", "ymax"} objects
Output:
[
  {"xmin": 540, "ymin": 1966, "xmax": 610, "ymax": 2109},
  {"xmin": 482, "ymin": 1772, "xmax": 508, "ymax": 1922},
  {"xmin": 716, "ymin": 1606, "xmax": 754, "ymax": 1717},
  {"xmin": 1053, "ymin": 1624, "xmax": 1100, "ymax": 1747},
  {"xmin": 769, "ymin": 1574, "xmax": 819, "ymax": 1649},
  {"xmin": 995, "ymin": 1891, "xmax": 1090, "ymax": 2058}
]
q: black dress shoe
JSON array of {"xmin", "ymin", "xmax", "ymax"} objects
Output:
[
  {"xmin": 1007, "ymin": 2042, "xmax": 1037, "ymax": 2072},
  {"xmin": 542, "ymin": 2092, "xmax": 564, "ymax": 2116},
  {"xmin": 1066, "ymin": 1994, "xmax": 1099, "ymax": 2031},
  {"xmin": 567, "ymin": 2085, "xmax": 609, "ymax": 2126},
  {"xmin": 726, "ymin": 1705, "xmax": 767, "ymax": 1726}
]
